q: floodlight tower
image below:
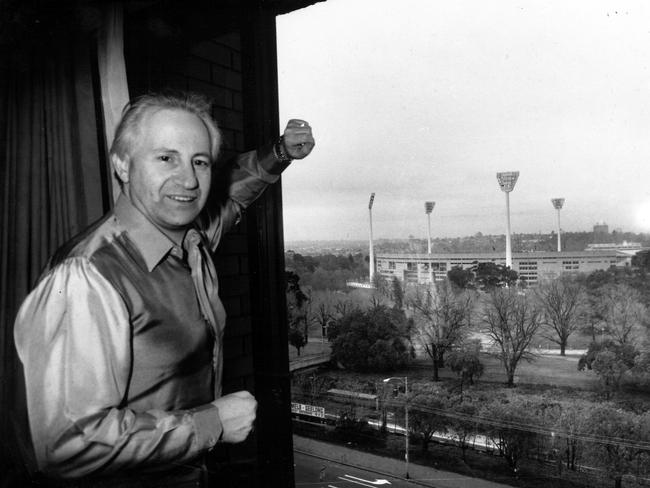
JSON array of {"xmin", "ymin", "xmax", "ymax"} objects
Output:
[
  {"xmin": 551, "ymin": 198, "xmax": 565, "ymax": 252},
  {"xmin": 496, "ymin": 172, "xmax": 520, "ymax": 268},
  {"xmin": 425, "ymin": 201, "xmax": 435, "ymax": 254},
  {"xmin": 368, "ymin": 193, "xmax": 376, "ymax": 284}
]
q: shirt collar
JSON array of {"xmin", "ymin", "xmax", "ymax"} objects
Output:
[{"xmin": 114, "ymin": 193, "xmax": 183, "ymax": 272}]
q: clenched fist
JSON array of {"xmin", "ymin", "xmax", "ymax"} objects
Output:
[{"xmin": 212, "ymin": 391, "xmax": 257, "ymax": 443}]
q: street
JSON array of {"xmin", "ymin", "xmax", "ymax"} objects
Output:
[{"xmin": 294, "ymin": 451, "xmax": 416, "ymax": 488}]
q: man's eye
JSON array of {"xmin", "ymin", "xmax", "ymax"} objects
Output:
[
  {"xmin": 158, "ymin": 155, "xmax": 172, "ymax": 162},
  {"xmin": 194, "ymin": 159, "xmax": 210, "ymax": 167}
]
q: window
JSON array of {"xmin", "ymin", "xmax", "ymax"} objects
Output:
[{"xmin": 279, "ymin": 2, "xmax": 650, "ymax": 486}]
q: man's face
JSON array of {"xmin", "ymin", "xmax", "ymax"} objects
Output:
[{"xmin": 118, "ymin": 108, "xmax": 212, "ymax": 236}]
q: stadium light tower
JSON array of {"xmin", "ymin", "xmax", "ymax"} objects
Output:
[
  {"xmin": 368, "ymin": 193, "xmax": 376, "ymax": 284},
  {"xmin": 425, "ymin": 201, "xmax": 435, "ymax": 254},
  {"xmin": 496, "ymin": 171, "xmax": 519, "ymax": 268},
  {"xmin": 551, "ymin": 198, "xmax": 565, "ymax": 252}
]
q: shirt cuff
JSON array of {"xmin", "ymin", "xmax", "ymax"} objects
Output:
[
  {"xmin": 190, "ymin": 404, "xmax": 223, "ymax": 450},
  {"xmin": 257, "ymin": 143, "xmax": 292, "ymax": 176}
]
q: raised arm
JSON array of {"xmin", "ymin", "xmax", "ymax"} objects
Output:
[{"xmin": 201, "ymin": 120, "xmax": 315, "ymax": 249}]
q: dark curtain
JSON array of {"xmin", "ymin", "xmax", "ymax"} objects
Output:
[{"xmin": 0, "ymin": 28, "xmax": 109, "ymax": 481}]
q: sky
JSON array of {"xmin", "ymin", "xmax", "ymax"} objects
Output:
[{"xmin": 276, "ymin": 0, "xmax": 650, "ymax": 242}]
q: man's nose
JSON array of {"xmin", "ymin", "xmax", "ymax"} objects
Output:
[{"xmin": 177, "ymin": 161, "xmax": 199, "ymax": 189}]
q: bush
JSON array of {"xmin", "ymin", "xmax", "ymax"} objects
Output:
[{"xmin": 330, "ymin": 305, "xmax": 413, "ymax": 372}]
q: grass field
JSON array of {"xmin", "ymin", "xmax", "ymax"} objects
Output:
[
  {"xmin": 415, "ymin": 351, "xmax": 602, "ymax": 390},
  {"xmin": 290, "ymin": 338, "xmax": 601, "ymax": 390}
]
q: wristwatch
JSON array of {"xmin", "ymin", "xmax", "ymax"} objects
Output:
[{"xmin": 273, "ymin": 136, "xmax": 293, "ymax": 163}]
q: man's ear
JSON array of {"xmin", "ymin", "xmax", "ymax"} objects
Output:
[{"xmin": 111, "ymin": 153, "xmax": 130, "ymax": 184}]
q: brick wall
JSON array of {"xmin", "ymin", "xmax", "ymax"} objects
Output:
[
  {"xmin": 124, "ymin": 5, "xmax": 296, "ymax": 481},
  {"xmin": 184, "ymin": 34, "xmax": 257, "ymax": 396},
  {"xmin": 125, "ymin": 22, "xmax": 268, "ymax": 482}
]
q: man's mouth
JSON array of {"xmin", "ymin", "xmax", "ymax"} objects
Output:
[{"xmin": 168, "ymin": 195, "xmax": 197, "ymax": 203}]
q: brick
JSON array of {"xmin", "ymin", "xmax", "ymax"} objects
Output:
[
  {"xmin": 215, "ymin": 108, "xmax": 244, "ymax": 132},
  {"xmin": 215, "ymin": 32, "xmax": 241, "ymax": 52},
  {"xmin": 223, "ymin": 336, "xmax": 245, "ymax": 359},
  {"xmin": 184, "ymin": 56, "xmax": 211, "ymax": 82},
  {"xmin": 234, "ymin": 132, "xmax": 245, "ymax": 151},
  {"xmin": 224, "ymin": 316, "xmax": 252, "ymax": 335},
  {"xmin": 219, "ymin": 276, "xmax": 249, "ymax": 297},
  {"xmin": 217, "ymin": 255, "xmax": 240, "ymax": 277},
  {"xmin": 190, "ymin": 40, "xmax": 231, "ymax": 66},
  {"xmin": 231, "ymin": 51, "xmax": 241, "ymax": 72},
  {"xmin": 242, "ymin": 336, "xmax": 252, "ymax": 355},
  {"xmin": 217, "ymin": 234, "xmax": 248, "ymax": 254},
  {"xmin": 211, "ymin": 64, "xmax": 242, "ymax": 91},
  {"xmin": 240, "ymin": 256, "xmax": 248, "ymax": 274},
  {"xmin": 186, "ymin": 79, "xmax": 232, "ymax": 109},
  {"xmin": 158, "ymin": 73, "xmax": 188, "ymax": 91},
  {"xmin": 221, "ymin": 296, "xmax": 241, "ymax": 316},
  {"xmin": 232, "ymin": 92, "xmax": 242, "ymax": 111},
  {"xmin": 225, "ymin": 356, "xmax": 253, "ymax": 376},
  {"xmin": 240, "ymin": 295, "xmax": 251, "ymax": 316},
  {"xmin": 218, "ymin": 129, "xmax": 236, "ymax": 152},
  {"xmin": 222, "ymin": 377, "xmax": 252, "ymax": 396}
]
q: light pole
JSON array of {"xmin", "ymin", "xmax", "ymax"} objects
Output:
[
  {"xmin": 551, "ymin": 198, "xmax": 565, "ymax": 252},
  {"xmin": 425, "ymin": 201, "xmax": 435, "ymax": 254},
  {"xmin": 368, "ymin": 193, "xmax": 375, "ymax": 284},
  {"xmin": 425, "ymin": 201, "xmax": 435, "ymax": 284},
  {"xmin": 496, "ymin": 172, "xmax": 519, "ymax": 268},
  {"xmin": 383, "ymin": 376, "xmax": 409, "ymax": 479}
]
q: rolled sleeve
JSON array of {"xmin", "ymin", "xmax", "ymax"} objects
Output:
[{"xmin": 190, "ymin": 404, "xmax": 223, "ymax": 450}]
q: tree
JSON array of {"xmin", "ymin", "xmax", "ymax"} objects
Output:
[
  {"xmin": 390, "ymin": 276, "xmax": 404, "ymax": 310},
  {"xmin": 631, "ymin": 249, "xmax": 650, "ymax": 270},
  {"xmin": 599, "ymin": 283, "xmax": 648, "ymax": 346},
  {"xmin": 578, "ymin": 339, "xmax": 637, "ymax": 372},
  {"xmin": 408, "ymin": 282, "xmax": 474, "ymax": 381},
  {"xmin": 329, "ymin": 305, "xmax": 413, "ymax": 372},
  {"xmin": 405, "ymin": 384, "xmax": 449, "ymax": 452},
  {"xmin": 448, "ymin": 400, "xmax": 478, "ymax": 462},
  {"xmin": 310, "ymin": 290, "xmax": 338, "ymax": 341},
  {"xmin": 471, "ymin": 261, "xmax": 518, "ymax": 290},
  {"xmin": 293, "ymin": 372, "xmax": 334, "ymax": 404},
  {"xmin": 535, "ymin": 275, "xmax": 586, "ymax": 355},
  {"xmin": 447, "ymin": 266, "xmax": 475, "ymax": 290},
  {"xmin": 482, "ymin": 288, "xmax": 542, "ymax": 387},
  {"xmin": 592, "ymin": 350, "xmax": 629, "ymax": 399},
  {"xmin": 286, "ymin": 270, "xmax": 311, "ymax": 352},
  {"xmin": 579, "ymin": 288, "xmax": 607, "ymax": 342},
  {"xmin": 480, "ymin": 398, "xmax": 539, "ymax": 473},
  {"xmin": 555, "ymin": 401, "xmax": 590, "ymax": 471},
  {"xmin": 288, "ymin": 324, "xmax": 307, "ymax": 356},
  {"xmin": 447, "ymin": 344, "xmax": 484, "ymax": 393},
  {"xmin": 584, "ymin": 405, "xmax": 641, "ymax": 488}
]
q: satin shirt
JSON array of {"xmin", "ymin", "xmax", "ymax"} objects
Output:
[{"xmin": 14, "ymin": 148, "xmax": 285, "ymax": 479}]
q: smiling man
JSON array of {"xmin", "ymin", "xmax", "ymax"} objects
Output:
[{"xmin": 14, "ymin": 91, "xmax": 315, "ymax": 486}]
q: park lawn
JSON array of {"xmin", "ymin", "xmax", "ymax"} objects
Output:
[
  {"xmin": 288, "ymin": 337, "xmax": 331, "ymax": 361},
  {"xmin": 290, "ymin": 340, "xmax": 602, "ymax": 390},
  {"xmin": 414, "ymin": 352, "xmax": 601, "ymax": 389}
]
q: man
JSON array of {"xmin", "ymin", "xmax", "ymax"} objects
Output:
[{"xmin": 14, "ymin": 91, "xmax": 315, "ymax": 485}]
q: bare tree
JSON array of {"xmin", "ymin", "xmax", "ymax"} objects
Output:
[
  {"xmin": 482, "ymin": 288, "xmax": 542, "ymax": 387},
  {"xmin": 599, "ymin": 283, "xmax": 648, "ymax": 346},
  {"xmin": 535, "ymin": 276, "xmax": 585, "ymax": 355},
  {"xmin": 334, "ymin": 298, "xmax": 355, "ymax": 317},
  {"xmin": 407, "ymin": 281, "xmax": 474, "ymax": 381},
  {"xmin": 310, "ymin": 290, "xmax": 337, "ymax": 341}
]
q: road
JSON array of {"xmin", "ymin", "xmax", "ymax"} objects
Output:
[{"xmin": 294, "ymin": 451, "xmax": 415, "ymax": 488}]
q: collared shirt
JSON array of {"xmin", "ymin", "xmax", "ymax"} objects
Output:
[{"xmin": 14, "ymin": 148, "xmax": 285, "ymax": 479}]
